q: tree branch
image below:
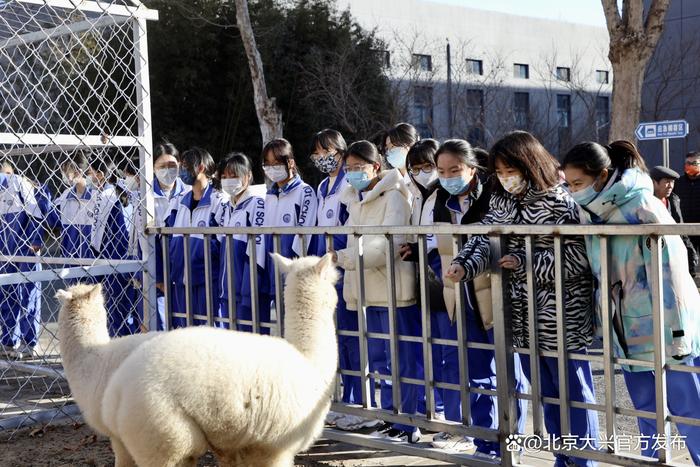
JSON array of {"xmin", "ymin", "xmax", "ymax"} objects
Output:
[{"xmin": 601, "ymin": 0, "xmax": 622, "ymax": 38}]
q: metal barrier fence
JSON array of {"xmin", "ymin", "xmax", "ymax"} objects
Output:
[
  {"xmin": 0, "ymin": 0, "xmax": 158, "ymax": 433},
  {"xmin": 153, "ymin": 223, "xmax": 700, "ymax": 467}
]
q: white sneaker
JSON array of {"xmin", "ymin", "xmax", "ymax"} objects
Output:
[
  {"xmin": 1, "ymin": 344, "xmax": 15, "ymax": 358},
  {"xmin": 431, "ymin": 432, "xmax": 475, "ymax": 451},
  {"xmin": 335, "ymin": 414, "xmax": 382, "ymax": 431},
  {"xmin": 371, "ymin": 425, "xmax": 421, "ymax": 444},
  {"xmin": 11, "ymin": 345, "xmax": 36, "ymax": 360}
]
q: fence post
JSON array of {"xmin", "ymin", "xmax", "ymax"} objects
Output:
[{"xmin": 490, "ymin": 234, "xmax": 516, "ymax": 467}]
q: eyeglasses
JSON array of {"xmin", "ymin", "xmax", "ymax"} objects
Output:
[
  {"xmin": 408, "ymin": 164, "xmax": 435, "ymax": 176},
  {"xmin": 686, "ymin": 161, "xmax": 700, "ymax": 166},
  {"xmin": 346, "ymin": 164, "xmax": 370, "ymax": 172},
  {"xmin": 262, "ymin": 163, "xmax": 287, "ymax": 168}
]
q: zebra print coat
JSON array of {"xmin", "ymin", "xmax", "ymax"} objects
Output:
[{"xmin": 452, "ymin": 184, "xmax": 594, "ymax": 351}]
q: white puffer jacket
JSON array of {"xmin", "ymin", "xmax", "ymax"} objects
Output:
[{"xmin": 336, "ymin": 169, "xmax": 416, "ymax": 310}]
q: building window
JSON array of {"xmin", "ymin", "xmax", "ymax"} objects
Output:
[
  {"xmin": 596, "ymin": 70, "xmax": 609, "ymax": 84},
  {"xmin": 557, "ymin": 94, "xmax": 571, "ymax": 128},
  {"xmin": 466, "ymin": 89, "xmax": 485, "ymax": 146},
  {"xmin": 373, "ymin": 49, "xmax": 390, "ymax": 68},
  {"xmin": 412, "ymin": 54, "xmax": 432, "ymax": 71},
  {"xmin": 466, "ymin": 59, "xmax": 483, "ymax": 75},
  {"xmin": 412, "ymin": 86, "xmax": 433, "ymax": 137},
  {"xmin": 513, "ymin": 92, "xmax": 529, "ymax": 128},
  {"xmin": 514, "ymin": 63, "xmax": 529, "ymax": 79},
  {"xmin": 556, "ymin": 67, "xmax": 571, "ymax": 82},
  {"xmin": 596, "ymin": 96, "xmax": 610, "ymax": 127}
]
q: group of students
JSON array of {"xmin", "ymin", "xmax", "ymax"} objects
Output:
[
  {"xmin": 1, "ymin": 122, "xmax": 699, "ymax": 465},
  {"xmin": 151, "ymin": 124, "xmax": 700, "ymax": 466},
  {"xmin": 0, "ymin": 153, "xmax": 141, "ymax": 359}
]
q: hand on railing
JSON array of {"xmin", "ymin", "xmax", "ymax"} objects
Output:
[{"xmin": 444, "ymin": 263, "xmax": 466, "ymax": 282}]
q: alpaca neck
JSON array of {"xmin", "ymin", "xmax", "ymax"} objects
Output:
[
  {"xmin": 59, "ymin": 313, "xmax": 110, "ymax": 373},
  {"xmin": 284, "ymin": 312, "xmax": 337, "ymax": 380}
]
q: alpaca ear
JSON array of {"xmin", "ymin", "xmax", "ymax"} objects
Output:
[
  {"xmin": 55, "ymin": 289, "xmax": 73, "ymax": 305},
  {"xmin": 314, "ymin": 252, "xmax": 335, "ymax": 277},
  {"xmin": 89, "ymin": 283, "xmax": 103, "ymax": 301},
  {"xmin": 270, "ymin": 253, "xmax": 293, "ymax": 274}
]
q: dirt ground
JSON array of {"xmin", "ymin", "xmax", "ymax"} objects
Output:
[{"xmin": 0, "ymin": 421, "xmax": 331, "ymax": 467}]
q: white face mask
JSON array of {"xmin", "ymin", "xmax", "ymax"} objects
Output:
[
  {"xmin": 221, "ymin": 178, "xmax": 245, "ymax": 197},
  {"xmin": 62, "ymin": 173, "xmax": 74, "ymax": 186},
  {"xmin": 263, "ymin": 165, "xmax": 289, "ymax": 183},
  {"xmin": 124, "ymin": 175, "xmax": 139, "ymax": 192},
  {"xmin": 498, "ymin": 174, "xmax": 527, "ymax": 195},
  {"xmin": 414, "ymin": 169, "xmax": 438, "ymax": 188},
  {"xmin": 155, "ymin": 167, "xmax": 178, "ymax": 187},
  {"xmin": 386, "ymin": 147, "xmax": 408, "ymax": 169}
]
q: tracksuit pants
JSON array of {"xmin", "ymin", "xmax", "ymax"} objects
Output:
[
  {"xmin": 366, "ymin": 304, "xmax": 423, "ymax": 433},
  {"xmin": 520, "ymin": 351, "xmax": 600, "ymax": 467},
  {"xmin": 431, "ymin": 309, "xmax": 528, "ymax": 455},
  {"xmin": 622, "ymin": 356, "xmax": 700, "ymax": 464}
]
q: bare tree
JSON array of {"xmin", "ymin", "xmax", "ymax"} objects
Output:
[
  {"xmin": 234, "ymin": 0, "xmax": 283, "ymax": 144},
  {"xmin": 601, "ymin": 0, "xmax": 670, "ymax": 141}
]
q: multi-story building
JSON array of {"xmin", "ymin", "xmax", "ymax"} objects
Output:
[
  {"xmin": 640, "ymin": 0, "xmax": 700, "ymax": 168},
  {"xmin": 339, "ymin": 0, "xmax": 612, "ymax": 157}
]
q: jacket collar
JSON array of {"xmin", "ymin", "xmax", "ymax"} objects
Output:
[
  {"xmin": 268, "ymin": 174, "xmax": 302, "ymax": 196},
  {"xmin": 445, "ymin": 177, "xmax": 483, "ymax": 213},
  {"xmin": 180, "ymin": 182, "xmax": 214, "ymax": 209},
  {"xmin": 154, "ymin": 177, "xmax": 186, "ymax": 199},
  {"xmin": 583, "ymin": 168, "xmax": 651, "ymax": 221},
  {"xmin": 320, "ymin": 166, "xmax": 347, "ymax": 198}
]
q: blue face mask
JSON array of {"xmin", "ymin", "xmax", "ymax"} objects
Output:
[
  {"xmin": 179, "ymin": 167, "xmax": 195, "ymax": 185},
  {"xmin": 571, "ymin": 183, "xmax": 600, "ymax": 206},
  {"xmin": 385, "ymin": 147, "xmax": 407, "ymax": 169},
  {"xmin": 439, "ymin": 175, "xmax": 470, "ymax": 195},
  {"xmin": 347, "ymin": 171, "xmax": 372, "ymax": 191}
]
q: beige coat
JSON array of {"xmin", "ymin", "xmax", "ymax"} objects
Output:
[{"xmin": 336, "ymin": 169, "xmax": 416, "ymax": 310}]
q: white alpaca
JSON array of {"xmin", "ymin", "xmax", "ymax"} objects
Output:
[{"xmin": 57, "ymin": 253, "xmax": 339, "ymax": 467}]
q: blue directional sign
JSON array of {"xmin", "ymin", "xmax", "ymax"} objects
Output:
[{"xmin": 635, "ymin": 120, "xmax": 689, "ymax": 140}]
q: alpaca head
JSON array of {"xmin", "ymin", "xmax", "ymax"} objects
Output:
[
  {"xmin": 55, "ymin": 283, "xmax": 108, "ymax": 339},
  {"xmin": 270, "ymin": 253, "xmax": 339, "ymax": 322}
]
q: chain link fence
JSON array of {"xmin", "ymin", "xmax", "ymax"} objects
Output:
[{"xmin": 0, "ymin": 0, "xmax": 157, "ymax": 433}]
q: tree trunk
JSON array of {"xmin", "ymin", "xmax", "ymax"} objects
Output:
[
  {"xmin": 234, "ymin": 0, "xmax": 283, "ymax": 144},
  {"xmin": 601, "ymin": 0, "xmax": 670, "ymax": 143},
  {"xmin": 609, "ymin": 57, "xmax": 647, "ymax": 142}
]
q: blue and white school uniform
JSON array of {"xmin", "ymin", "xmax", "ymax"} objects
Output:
[
  {"xmin": 153, "ymin": 177, "xmax": 190, "ymax": 330},
  {"xmin": 166, "ymin": 183, "xmax": 226, "ymax": 328},
  {"xmin": 0, "ymin": 174, "xmax": 42, "ymax": 349},
  {"xmin": 90, "ymin": 183, "xmax": 134, "ymax": 337},
  {"xmin": 315, "ymin": 168, "xmax": 361, "ymax": 403},
  {"xmin": 263, "ymin": 174, "xmax": 318, "ymax": 291},
  {"xmin": 219, "ymin": 188, "xmax": 269, "ymax": 332},
  {"xmin": 21, "ymin": 183, "xmax": 59, "ymax": 349}
]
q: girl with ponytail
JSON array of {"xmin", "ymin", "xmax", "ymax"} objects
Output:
[{"xmin": 563, "ymin": 140, "xmax": 700, "ymax": 464}]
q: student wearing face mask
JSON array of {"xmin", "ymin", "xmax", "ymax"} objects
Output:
[
  {"xmin": 385, "ymin": 123, "xmax": 420, "ymax": 202},
  {"xmin": 401, "ymin": 139, "xmax": 528, "ymax": 456},
  {"xmin": 262, "ymin": 138, "xmax": 318, "ymax": 294},
  {"xmin": 307, "ymin": 129, "xmax": 362, "ymax": 424},
  {"xmin": 165, "ymin": 148, "xmax": 227, "ymax": 329},
  {"xmin": 562, "ymin": 141, "xmax": 700, "ymax": 464},
  {"xmin": 216, "ymin": 152, "xmax": 269, "ymax": 333},
  {"xmin": 331, "ymin": 141, "xmax": 422, "ymax": 443},
  {"xmin": 152, "ymin": 143, "xmax": 190, "ymax": 330},
  {"xmin": 87, "ymin": 157, "xmax": 135, "ymax": 337},
  {"xmin": 446, "ymin": 131, "xmax": 599, "ymax": 466},
  {"xmin": 0, "ymin": 162, "xmax": 43, "ymax": 359},
  {"xmin": 395, "ymin": 139, "xmax": 440, "ymax": 420}
]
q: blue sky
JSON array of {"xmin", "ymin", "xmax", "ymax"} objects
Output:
[{"xmin": 437, "ymin": 0, "xmax": 607, "ymax": 27}]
